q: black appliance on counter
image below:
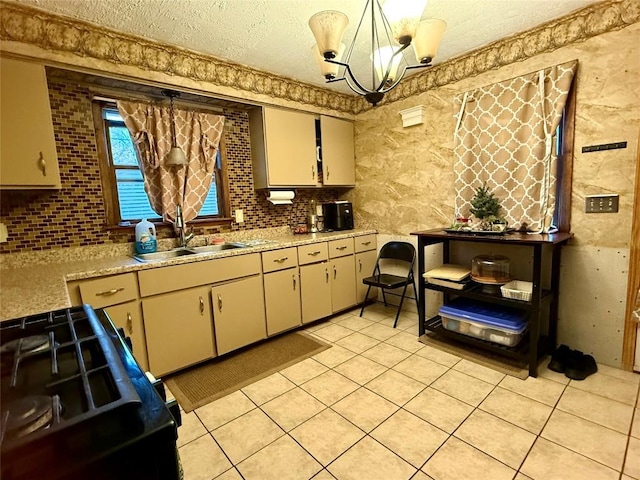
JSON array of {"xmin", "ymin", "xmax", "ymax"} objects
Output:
[
  {"xmin": 0, "ymin": 305, "xmax": 181, "ymax": 480},
  {"xmin": 322, "ymin": 201, "xmax": 354, "ymax": 231}
]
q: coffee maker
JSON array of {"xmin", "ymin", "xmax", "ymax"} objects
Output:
[{"xmin": 322, "ymin": 201, "xmax": 354, "ymax": 231}]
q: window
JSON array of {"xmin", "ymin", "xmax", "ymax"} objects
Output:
[{"xmin": 93, "ymin": 101, "xmax": 230, "ymax": 226}]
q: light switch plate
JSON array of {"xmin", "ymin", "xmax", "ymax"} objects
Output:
[
  {"xmin": 585, "ymin": 194, "xmax": 619, "ymax": 213},
  {"xmin": 234, "ymin": 209, "xmax": 244, "ymax": 223},
  {"xmin": 0, "ymin": 223, "xmax": 8, "ymax": 243}
]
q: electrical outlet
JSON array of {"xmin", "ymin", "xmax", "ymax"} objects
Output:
[
  {"xmin": 0, "ymin": 223, "xmax": 7, "ymax": 243},
  {"xmin": 234, "ymin": 209, "xmax": 244, "ymax": 223},
  {"xmin": 585, "ymin": 194, "xmax": 619, "ymax": 213}
]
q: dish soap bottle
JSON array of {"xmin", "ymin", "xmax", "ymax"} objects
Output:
[{"xmin": 135, "ymin": 219, "xmax": 157, "ymax": 254}]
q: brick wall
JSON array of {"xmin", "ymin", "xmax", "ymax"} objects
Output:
[{"xmin": 0, "ymin": 78, "xmax": 341, "ymax": 253}]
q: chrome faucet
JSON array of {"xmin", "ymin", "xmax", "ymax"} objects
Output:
[{"xmin": 175, "ymin": 205, "xmax": 195, "ymax": 248}]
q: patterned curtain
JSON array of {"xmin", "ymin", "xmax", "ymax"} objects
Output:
[
  {"xmin": 116, "ymin": 100, "xmax": 225, "ymax": 224},
  {"xmin": 453, "ymin": 60, "xmax": 577, "ymax": 232}
]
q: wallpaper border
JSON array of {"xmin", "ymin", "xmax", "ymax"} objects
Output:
[{"xmin": 0, "ymin": 0, "xmax": 638, "ymax": 115}]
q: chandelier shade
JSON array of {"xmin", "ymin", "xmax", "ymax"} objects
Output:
[
  {"xmin": 312, "ymin": 43, "xmax": 345, "ymax": 80},
  {"xmin": 309, "ymin": 0, "xmax": 446, "ymax": 107},
  {"xmin": 382, "ymin": 0, "xmax": 428, "ymax": 45},
  {"xmin": 308, "ymin": 10, "xmax": 349, "ymax": 59},
  {"xmin": 413, "ymin": 18, "xmax": 447, "ymax": 63}
]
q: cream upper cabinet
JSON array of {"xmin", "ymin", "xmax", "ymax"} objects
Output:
[
  {"xmin": 143, "ymin": 285, "xmax": 215, "ymax": 377},
  {"xmin": 320, "ymin": 116, "xmax": 355, "ymax": 187},
  {"xmin": 0, "ymin": 57, "xmax": 61, "ymax": 189},
  {"xmin": 249, "ymin": 106, "xmax": 317, "ymax": 188}
]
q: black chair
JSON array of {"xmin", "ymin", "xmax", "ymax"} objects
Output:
[{"xmin": 359, "ymin": 241, "xmax": 419, "ymax": 328}]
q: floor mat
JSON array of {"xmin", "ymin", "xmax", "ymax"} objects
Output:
[
  {"xmin": 165, "ymin": 331, "xmax": 331, "ymax": 412},
  {"xmin": 419, "ymin": 333, "xmax": 533, "ymax": 379}
]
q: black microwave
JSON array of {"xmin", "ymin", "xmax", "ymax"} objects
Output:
[{"xmin": 322, "ymin": 202, "xmax": 354, "ymax": 231}]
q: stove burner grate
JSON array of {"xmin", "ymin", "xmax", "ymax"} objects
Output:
[{"xmin": 0, "ymin": 335, "xmax": 52, "ymax": 355}]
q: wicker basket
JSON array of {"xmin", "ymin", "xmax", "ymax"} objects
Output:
[{"xmin": 500, "ymin": 280, "xmax": 533, "ymax": 301}]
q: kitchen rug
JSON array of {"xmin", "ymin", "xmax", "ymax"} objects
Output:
[
  {"xmin": 165, "ymin": 331, "xmax": 331, "ymax": 412},
  {"xmin": 419, "ymin": 333, "xmax": 531, "ymax": 380}
]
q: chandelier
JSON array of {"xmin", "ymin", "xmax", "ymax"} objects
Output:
[{"xmin": 309, "ymin": 0, "xmax": 446, "ymax": 106}]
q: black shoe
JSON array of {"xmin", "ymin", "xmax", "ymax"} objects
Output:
[
  {"xmin": 564, "ymin": 351, "xmax": 598, "ymax": 380},
  {"xmin": 548, "ymin": 344, "xmax": 573, "ymax": 373}
]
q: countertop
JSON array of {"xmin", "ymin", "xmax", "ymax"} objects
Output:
[{"xmin": 0, "ymin": 228, "xmax": 376, "ymax": 322}]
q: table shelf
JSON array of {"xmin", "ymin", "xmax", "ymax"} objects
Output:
[
  {"xmin": 424, "ymin": 315, "xmax": 529, "ymax": 360},
  {"xmin": 424, "ymin": 282, "xmax": 552, "ymax": 310},
  {"xmin": 411, "ymin": 229, "xmax": 572, "ymax": 377}
]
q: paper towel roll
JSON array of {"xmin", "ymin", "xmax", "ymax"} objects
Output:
[{"xmin": 267, "ymin": 190, "xmax": 295, "ymax": 205}]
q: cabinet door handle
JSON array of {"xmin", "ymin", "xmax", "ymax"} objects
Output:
[
  {"xmin": 274, "ymin": 257, "xmax": 288, "ymax": 263},
  {"xmin": 359, "ymin": 259, "xmax": 362, "ymax": 272},
  {"xmin": 292, "ymin": 274, "xmax": 297, "ymax": 291},
  {"xmin": 361, "ymin": 241, "xmax": 371, "ymax": 246},
  {"xmin": 326, "ymin": 167, "xmax": 330, "ymax": 179},
  {"xmin": 325, "ymin": 268, "xmax": 329, "ymax": 283},
  {"xmin": 38, "ymin": 152, "xmax": 47, "ymax": 177},
  {"xmin": 308, "ymin": 251, "xmax": 321, "ymax": 256},
  {"xmin": 199, "ymin": 296, "xmax": 205, "ymax": 315},
  {"xmin": 96, "ymin": 287, "xmax": 124, "ymax": 296},
  {"xmin": 336, "ymin": 246, "xmax": 347, "ymax": 251},
  {"xmin": 311, "ymin": 165, "xmax": 315, "ymax": 179},
  {"xmin": 126, "ymin": 312, "xmax": 133, "ymax": 334},
  {"xmin": 333, "ymin": 266, "xmax": 337, "ymax": 279},
  {"xmin": 217, "ymin": 294, "xmax": 223, "ymax": 312}
]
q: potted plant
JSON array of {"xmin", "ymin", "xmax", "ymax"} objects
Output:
[{"xmin": 469, "ymin": 183, "xmax": 507, "ymax": 231}]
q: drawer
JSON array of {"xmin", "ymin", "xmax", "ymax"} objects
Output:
[
  {"xmin": 262, "ymin": 247, "xmax": 298, "ymax": 273},
  {"xmin": 138, "ymin": 253, "xmax": 261, "ymax": 297},
  {"xmin": 328, "ymin": 238, "xmax": 354, "ymax": 258},
  {"xmin": 297, "ymin": 242, "xmax": 329, "ymax": 266},
  {"xmin": 354, "ymin": 234, "xmax": 376, "ymax": 253},
  {"xmin": 78, "ymin": 272, "xmax": 138, "ymax": 308}
]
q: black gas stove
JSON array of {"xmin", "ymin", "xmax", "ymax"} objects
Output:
[{"xmin": 0, "ymin": 305, "xmax": 180, "ymax": 480}]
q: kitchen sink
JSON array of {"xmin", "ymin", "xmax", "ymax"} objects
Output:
[
  {"xmin": 187, "ymin": 242, "xmax": 248, "ymax": 254},
  {"xmin": 132, "ymin": 248, "xmax": 197, "ymax": 263}
]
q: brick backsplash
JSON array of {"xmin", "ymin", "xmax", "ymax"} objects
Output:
[{"xmin": 0, "ymin": 78, "xmax": 343, "ymax": 254}]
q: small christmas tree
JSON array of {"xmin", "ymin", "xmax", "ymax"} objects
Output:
[{"xmin": 470, "ymin": 183, "xmax": 502, "ymax": 227}]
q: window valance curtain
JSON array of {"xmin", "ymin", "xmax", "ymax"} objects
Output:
[
  {"xmin": 116, "ymin": 100, "xmax": 225, "ymax": 224},
  {"xmin": 453, "ymin": 60, "xmax": 577, "ymax": 232}
]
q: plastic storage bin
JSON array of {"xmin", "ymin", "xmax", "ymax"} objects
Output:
[{"xmin": 438, "ymin": 298, "xmax": 528, "ymax": 347}]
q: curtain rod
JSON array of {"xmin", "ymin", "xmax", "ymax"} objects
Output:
[{"xmin": 91, "ymin": 88, "xmax": 224, "ymax": 113}]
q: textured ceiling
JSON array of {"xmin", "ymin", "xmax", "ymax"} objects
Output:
[{"xmin": 10, "ymin": 0, "xmax": 602, "ymax": 95}]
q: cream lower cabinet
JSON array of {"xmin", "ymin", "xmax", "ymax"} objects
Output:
[
  {"xmin": 355, "ymin": 234, "xmax": 378, "ymax": 304},
  {"xmin": 104, "ymin": 301, "xmax": 148, "ymax": 371},
  {"xmin": 356, "ymin": 250, "xmax": 378, "ymax": 303},
  {"xmin": 262, "ymin": 247, "xmax": 301, "ymax": 336},
  {"xmin": 300, "ymin": 261, "xmax": 332, "ymax": 324},
  {"xmin": 329, "ymin": 238, "xmax": 357, "ymax": 313},
  {"xmin": 212, "ymin": 275, "xmax": 267, "ymax": 355},
  {"xmin": 264, "ymin": 268, "xmax": 301, "ymax": 335},
  {"xmin": 331, "ymin": 255, "xmax": 357, "ymax": 312},
  {"xmin": 142, "ymin": 286, "xmax": 215, "ymax": 377}
]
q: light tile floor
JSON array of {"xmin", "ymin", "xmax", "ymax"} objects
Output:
[{"xmin": 171, "ymin": 303, "xmax": 640, "ymax": 480}]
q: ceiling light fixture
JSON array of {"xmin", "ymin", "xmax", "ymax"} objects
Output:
[
  {"xmin": 309, "ymin": 0, "xmax": 446, "ymax": 107},
  {"xmin": 161, "ymin": 89, "xmax": 188, "ymax": 167}
]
